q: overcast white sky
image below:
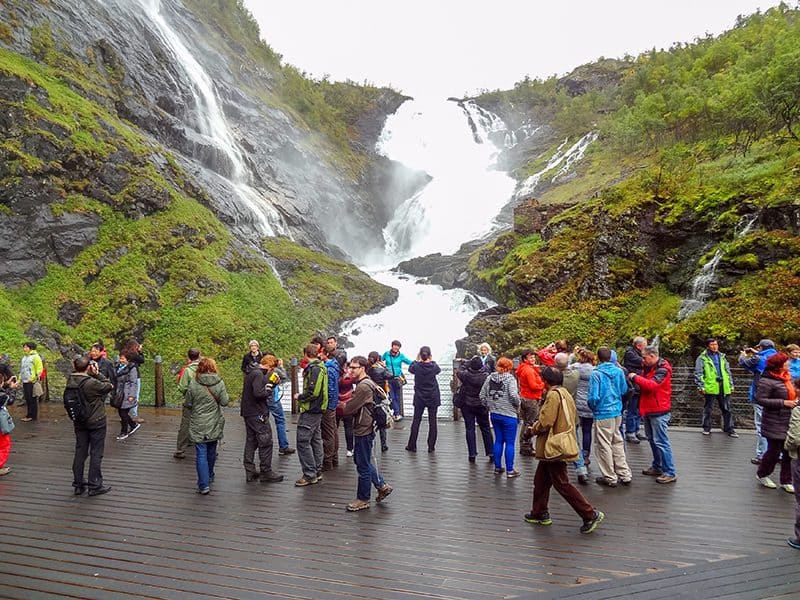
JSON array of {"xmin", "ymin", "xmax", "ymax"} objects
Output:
[{"xmin": 245, "ymin": 1, "xmax": 782, "ymax": 99}]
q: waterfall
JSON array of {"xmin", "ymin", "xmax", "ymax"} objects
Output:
[
  {"xmin": 676, "ymin": 215, "xmax": 758, "ymax": 321},
  {"xmin": 459, "ymin": 100, "xmax": 517, "ymax": 148},
  {"xmin": 138, "ymin": 0, "xmax": 287, "ymax": 237},
  {"xmin": 377, "ymin": 99, "xmax": 517, "ymax": 262},
  {"xmin": 515, "ymin": 131, "xmax": 598, "ymax": 200}
]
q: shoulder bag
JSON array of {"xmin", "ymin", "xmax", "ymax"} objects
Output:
[{"xmin": 543, "ymin": 389, "xmax": 579, "ymax": 460}]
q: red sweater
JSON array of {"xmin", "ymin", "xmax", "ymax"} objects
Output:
[
  {"xmin": 516, "ymin": 362, "xmax": 544, "ymax": 400},
  {"xmin": 633, "ymin": 358, "xmax": 672, "ymax": 417}
]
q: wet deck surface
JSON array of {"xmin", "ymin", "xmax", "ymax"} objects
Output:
[{"xmin": 1, "ymin": 403, "xmax": 799, "ymax": 599}]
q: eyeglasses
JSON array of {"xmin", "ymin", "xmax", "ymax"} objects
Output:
[{"xmin": 348, "ymin": 365, "xmax": 362, "ymax": 370}]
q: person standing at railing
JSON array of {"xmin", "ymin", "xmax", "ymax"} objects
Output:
[
  {"xmin": 740, "ymin": 339, "xmax": 778, "ymax": 465},
  {"xmin": 694, "ymin": 338, "xmax": 738, "ymax": 437},
  {"xmin": 19, "ymin": 342, "xmax": 43, "ymax": 422},
  {"xmin": 456, "ymin": 356, "xmax": 493, "ymax": 463},
  {"xmin": 382, "ymin": 340, "xmax": 413, "ymax": 421},
  {"xmin": 405, "ymin": 346, "xmax": 441, "ymax": 454}
]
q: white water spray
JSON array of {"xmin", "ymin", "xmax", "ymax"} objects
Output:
[{"xmin": 515, "ymin": 131, "xmax": 598, "ymax": 200}]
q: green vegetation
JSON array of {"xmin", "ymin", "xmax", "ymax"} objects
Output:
[{"xmin": 469, "ymin": 5, "xmax": 800, "ymax": 355}]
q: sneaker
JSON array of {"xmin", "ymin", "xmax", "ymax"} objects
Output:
[
  {"xmin": 787, "ymin": 538, "xmax": 800, "ymax": 550},
  {"xmin": 656, "ymin": 474, "xmax": 677, "ymax": 484},
  {"xmin": 197, "ymin": 487, "xmax": 210, "ymax": 495},
  {"xmin": 73, "ymin": 485, "xmax": 86, "ymax": 495},
  {"xmin": 728, "ymin": 431, "xmax": 739, "ymax": 438},
  {"xmin": 87, "ymin": 486, "xmax": 111, "ymax": 497},
  {"xmin": 173, "ymin": 451, "xmax": 186, "ymax": 459},
  {"xmin": 115, "ymin": 433, "xmax": 129, "ymax": 441},
  {"xmin": 21, "ymin": 417, "xmax": 33, "ymax": 422},
  {"xmin": 619, "ymin": 479, "xmax": 632, "ymax": 486},
  {"xmin": 636, "ymin": 432, "xmax": 648, "ymax": 441},
  {"xmin": 278, "ymin": 446, "xmax": 296, "ymax": 456},
  {"xmin": 346, "ymin": 499, "xmax": 370, "ymax": 511},
  {"xmin": 751, "ymin": 457, "xmax": 762, "ymax": 465},
  {"xmin": 494, "ymin": 467, "xmax": 505, "ymax": 475},
  {"xmin": 394, "ymin": 415, "xmax": 403, "ymax": 422},
  {"xmin": 294, "ymin": 476, "xmax": 318, "ymax": 487},
  {"xmin": 261, "ymin": 473, "xmax": 284, "ymax": 483},
  {"xmin": 702, "ymin": 430, "xmax": 711, "ymax": 435},
  {"xmin": 642, "ymin": 467, "xmax": 662, "ymax": 477},
  {"xmin": 781, "ymin": 483, "xmax": 795, "ymax": 494},
  {"xmin": 580, "ymin": 510, "xmax": 605, "ymax": 534},
  {"xmin": 625, "ymin": 434, "xmax": 640, "ymax": 444},
  {"xmin": 128, "ymin": 423, "xmax": 141, "ymax": 436},
  {"xmin": 0, "ymin": 466, "xmax": 11, "ymax": 476},
  {"xmin": 346, "ymin": 450, "xmax": 354, "ymax": 457},
  {"xmin": 246, "ymin": 472, "xmax": 260, "ymax": 482},
  {"xmin": 316, "ymin": 472, "xmax": 324, "ymax": 481},
  {"xmin": 596, "ymin": 477, "xmax": 618, "ymax": 487},
  {"xmin": 757, "ymin": 475, "xmax": 777, "ymax": 489},
  {"xmin": 376, "ymin": 484, "xmax": 393, "ymax": 502},
  {"xmin": 524, "ymin": 512, "xmax": 553, "ymax": 526},
  {"xmin": 507, "ymin": 470, "xmax": 521, "ymax": 479},
  {"xmin": 577, "ymin": 474, "xmax": 589, "ymax": 485}
]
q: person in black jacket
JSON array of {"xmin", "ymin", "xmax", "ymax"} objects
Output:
[
  {"xmin": 241, "ymin": 340, "xmax": 264, "ymax": 374},
  {"xmin": 623, "ymin": 336, "xmax": 647, "ymax": 443},
  {"xmin": 457, "ymin": 355, "xmax": 493, "ymax": 462},
  {"xmin": 367, "ymin": 351, "xmax": 391, "ymax": 452},
  {"xmin": 405, "ymin": 346, "xmax": 441, "ymax": 453},
  {"xmin": 240, "ymin": 358, "xmax": 283, "ymax": 483}
]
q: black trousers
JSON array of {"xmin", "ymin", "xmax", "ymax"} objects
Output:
[
  {"xmin": 73, "ymin": 422, "xmax": 106, "ymax": 491},
  {"xmin": 23, "ymin": 382, "xmax": 37, "ymax": 420},
  {"xmin": 243, "ymin": 415, "xmax": 274, "ymax": 475},
  {"xmin": 407, "ymin": 404, "xmax": 439, "ymax": 451}
]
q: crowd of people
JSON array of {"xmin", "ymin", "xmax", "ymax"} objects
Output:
[{"xmin": 1, "ymin": 335, "xmax": 800, "ymax": 542}]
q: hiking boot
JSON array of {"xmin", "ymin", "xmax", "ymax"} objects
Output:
[
  {"xmin": 580, "ymin": 510, "xmax": 605, "ymax": 534},
  {"xmin": 656, "ymin": 474, "xmax": 677, "ymax": 484},
  {"xmin": 642, "ymin": 467, "xmax": 662, "ymax": 477},
  {"xmin": 73, "ymin": 484, "xmax": 86, "ymax": 495},
  {"xmin": 405, "ymin": 446, "xmax": 416, "ymax": 453},
  {"xmin": 596, "ymin": 477, "xmax": 618, "ymax": 487},
  {"xmin": 781, "ymin": 483, "xmax": 795, "ymax": 494},
  {"xmin": 261, "ymin": 473, "xmax": 284, "ymax": 483},
  {"xmin": 787, "ymin": 538, "xmax": 800, "ymax": 550},
  {"xmin": 468, "ymin": 456, "xmax": 476, "ymax": 463},
  {"xmin": 577, "ymin": 474, "xmax": 589, "ymax": 485},
  {"xmin": 0, "ymin": 466, "xmax": 10, "ymax": 476},
  {"xmin": 524, "ymin": 512, "xmax": 552, "ymax": 526},
  {"xmin": 757, "ymin": 475, "xmax": 777, "ymax": 489},
  {"xmin": 619, "ymin": 478, "xmax": 632, "ymax": 486},
  {"xmin": 173, "ymin": 451, "xmax": 186, "ymax": 459},
  {"xmin": 295, "ymin": 475, "xmax": 318, "ymax": 487},
  {"xmin": 246, "ymin": 472, "xmax": 260, "ymax": 482},
  {"xmin": 88, "ymin": 486, "xmax": 111, "ymax": 497},
  {"xmin": 316, "ymin": 471, "xmax": 324, "ymax": 481},
  {"xmin": 278, "ymin": 446, "xmax": 296, "ymax": 456},
  {"xmin": 625, "ymin": 434, "xmax": 640, "ymax": 444},
  {"xmin": 376, "ymin": 484, "xmax": 393, "ymax": 502},
  {"xmin": 346, "ymin": 499, "xmax": 370, "ymax": 511},
  {"xmin": 507, "ymin": 470, "xmax": 521, "ymax": 479}
]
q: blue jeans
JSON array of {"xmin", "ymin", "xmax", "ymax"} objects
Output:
[
  {"xmin": 571, "ymin": 423, "xmax": 588, "ymax": 476},
  {"xmin": 388, "ymin": 379, "xmax": 403, "ymax": 416},
  {"xmin": 354, "ymin": 433, "xmax": 385, "ymax": 501},
  {"xmin": 195, "ymin": 440, "xmax": 218, "ymax": 490},
  {"xmin": 643, "ymin": 412, "xmax": 676, "ymax": 477},
  {"xmin": 271, "ymin": 387, "xmax": 289, "ymax": 449},
  {"xmin": 753, "ymin": 404, "xmax": 768, "ymax": 459},
  {"xmin": 625, "ymin": 393, "xmax": 640, "ymax": 435},
  {"xmin": 491, "ymin": 413, "xmax": 518, "ymax": 472}
]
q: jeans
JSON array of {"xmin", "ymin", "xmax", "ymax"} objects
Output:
[
  {"xmin": 571, "ymin": 423, "xmax": 588, "ymax": 476},
  {"xmin": 296, "ymin": 412, "xmax": 323, "ymax": 478},
  {"xmin": 407, "ymin": 403, "xmax": 438, "ymax": 451},
  {"xmin": 491, "ymin": 413, "xmax": 518, "ymax": 471},
  {"xmin": 72, "ymin": 422, "xmax": 106, "ymax": 491},
  {"xmin": 531, "ymin": 460, "xmax": 595, "ymax": 520},
  {"xmin": 643, "ymin": 412, "xmax": 676, "ymax": 477},
  {"xmin": 461, "ymin": 404, "xmax": 493, "ymax": 458},
  {"xmin": 243, "ymin": 415, "xmax": 274, "ymax": 476},
  {"xmin": 579, "ymin": 417, "xmax": 593, "ymax": 459},
  {"xmin": 702, "ymin": 393, "xmax": 734, "ymax": 432},
  {"xmin": 758, "ymin": 437, "xmax": 792, "ymax": 484},
  {"xmin": 270, "ymin": 387, "xmax": 289, "ymax": 449},
  {"xmin": 753, "ymin": 404, "xmax": 768, "ymax": 459},
  {"xmin": 388, "ymin": 379, "xmax": 403, "ymax": 416},
  {"xmin": 195, "ymin": 440, "xmax": 218, "ymax": 490},
  {"xmin": 354, "ymin": 433, "xmax": 386, "ymax": 501},
  {"xmin": 625, "ymin": 393, "xmax": 640, "ymax": 435},
  {"xmin": 118, "ymin": 408, "xmax": 135, "ymax": 435}
]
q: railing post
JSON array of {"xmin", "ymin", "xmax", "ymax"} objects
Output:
[
  {"xmin": 154, "ymin": 355, "xmax": 164, "ymax": 407},
  {"xmin": 452, "ymin": 359, "xmax": 461, "ymax": 421},
  {"xmin": 290, "ymin": 357, "xmax": 298, "ymax": 414}
]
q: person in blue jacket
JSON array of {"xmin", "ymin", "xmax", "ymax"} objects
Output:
[
  {"xmin": 739, "ymin": 339, "xmax": 778, "ymax": 464},
  {"xmin": 382, "ymin": 340, "xmax": 413, "ymax": 421}
]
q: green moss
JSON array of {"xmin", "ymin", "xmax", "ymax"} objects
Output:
[{"xmin": 0, "ymin": 23, "xmax": 13, "ymax": 44}]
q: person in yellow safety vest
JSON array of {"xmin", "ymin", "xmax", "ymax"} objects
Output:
[{"xmin": 694, "ymin": 338, "xmax": 737, "ymax": 437}]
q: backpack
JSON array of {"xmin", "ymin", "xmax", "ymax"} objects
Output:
[
  {"xmin": 488, "ymin": 377, "xmax": 504, "ymax": 399},
  {"xmin": 366, "ymin": 380, "xmax": 392, "ymax": 431},
  {"xmin": 63, "ymin": 378, "xmax": 91, "ymax": 423}
]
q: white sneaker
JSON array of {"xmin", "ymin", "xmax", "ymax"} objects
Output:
[
  {"xmin": 128, "ymin": 423, "xmax": 141, "ymax": 435},
  {"xmin": 346, "ymin": 450, "xmax": 353, "ymax": 457},
  {"xmin": 116, "ymin": 434, "xmax": 128, "ymax": 441},
  {"xmin": 758, "ymin": 476, "xmax": 777, "ymax": 489},
  {"xmin": 782, "ymin": 483, "xmax": 796, "ymax": 494}
]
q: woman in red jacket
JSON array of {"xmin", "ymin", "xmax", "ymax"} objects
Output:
[{"xmin": 517, "ymin": 350, "xmax": 545, "ymax": 456}]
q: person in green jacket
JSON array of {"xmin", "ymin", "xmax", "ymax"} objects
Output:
[
  {"xmin": 174, "ymin": 348, "xmax": 201, "ymax": 459},
  {"xmin": 19, "ymin": 342, "xmax": 44, "ymax": 422},
  {"xmin": 694, "ymin": 338, "xmax": 737, "ymax": 437},
  {"xmin": 185, "ymin": 357, "xmax": 229, "ymax": 495}
]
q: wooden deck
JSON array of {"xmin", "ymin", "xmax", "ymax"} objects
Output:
[{"xmin": 1, "ymin": 402, "xmax": 799, "ymax": 599}]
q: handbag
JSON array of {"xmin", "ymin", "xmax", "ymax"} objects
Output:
[
  {"xmin": 543, "ymin": 389, "xmax": 579, "ymax": 460},
  {"xmin": 395, "ymin": 374, "xmax": 407, "ymax": 386},
  {"xmin": 452, "ymin": 384, "xmax": 465, "ymax": 409},
  {"xmin": 0, "ymin": 407, "xmax": 15, "ymax": 434},
  {"xmin": 32, "ymin": 380, "xmax": 44, "ymax": 398}
]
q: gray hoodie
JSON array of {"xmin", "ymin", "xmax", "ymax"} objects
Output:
[{"xmin": 479, "ymin": 371, "xmax": 520, "ymax": 418}]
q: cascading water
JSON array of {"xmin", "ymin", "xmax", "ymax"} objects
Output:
[
  {"xmin": 378, "ymin": 99, "xmax": 517, "ymax": 262},
  {"xmin": 139, "ymin": 0, "xmax": 287, "ymax": 237},
  {"xmin": 515, "ymin": 131, "xmax": 598, "ymax": 200}
]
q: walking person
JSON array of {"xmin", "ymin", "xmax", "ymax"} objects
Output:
[
  {"xmin": 382, "ymin": 340, "xmax": 413, "ymax": 421},
  {"xmin": 480, "ymin": 357, "xmax": 521, "ymax": 477},
  {"xmin": 19, "ymin": 342, "xmax": 43, "ymax": 422},
  {"xmin": 783, "ymin": 400, "xmax": 800, "ymax": 549},
  {"xmin": 342, "ymin": 356, "xmax": 393, "ymax": 511},
  {"xmin": 405, "ymin": 346, "xmax": 441, "ymax": 453},
  {"xmin": 67, "ymin": 356, "xmax": 114, "ymax": 496},
  {"xmin": 114, "ymin": 351, "xmax": 141, "ymax": 440},
  {"xmin": 695, "ymin": 338, "xmax": 738, "ymax": 437},
  {"xmin": 294, "ymin": 344, "xmax": 328, "ymax": 486},
  {"xmin": 241, "ymin": 356, "xmax": 284, "ymax": 483},
  {"xmin": 588, "ymin": 347, "xmax": 632, "ymax": 487},
  {"xmin": 185, "ymin": 358, "xmax": 229, "ymax": 494},
  {"xmin": 740, "ymin": 339, "xmax": 778, "ymax": 464},
  {"xmin": 174, "ymin": 348, "xmax": 201, "ymax": 459},
  {"xmin": 523, "ymin": 367, "xmax": 604, "ymax": 533},
  {"xmin": 755, "ymin": 353, "xmax": 798, "ymax": 492},
  {"xmin": 367, "ymin": 351, "xmax": 391, "ymax": 452},
  {"xmin": 517, "ymin": 349, "xmax": 545, "ymax": 456},
  {"xmin": 456, "ymin": 356, "xmax": 493, "ymax": 463}
]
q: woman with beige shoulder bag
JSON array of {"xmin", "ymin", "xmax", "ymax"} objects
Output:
[{"xmin": 523, "ymin": 367, "xmax": 605, "ymax": 534}]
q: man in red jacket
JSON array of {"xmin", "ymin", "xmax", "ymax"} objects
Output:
[
  {"xmin": 517, "ymin": 350, "xmax": 545, "ymax": 456},
  {"xmin": 628, "ymin": 346, "xmax": 677, "ymax": 484}
]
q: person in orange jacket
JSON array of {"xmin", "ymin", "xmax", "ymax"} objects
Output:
[{"xmin": 517, "ymin": 349, "xmax": 545, "ymax": 456}]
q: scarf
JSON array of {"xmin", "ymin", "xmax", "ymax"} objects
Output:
[{"xmin": 771, "ymin": 369, "xmax": 797, "ymax": 402}]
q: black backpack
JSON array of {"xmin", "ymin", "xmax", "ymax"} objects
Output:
[
  {"xmin": 63, "ymin": 378, "xmax": 90, "ymax": 423},
  {"xmin": 364, "ymin": 380, "xmax": 392, "ymax": 431}
]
